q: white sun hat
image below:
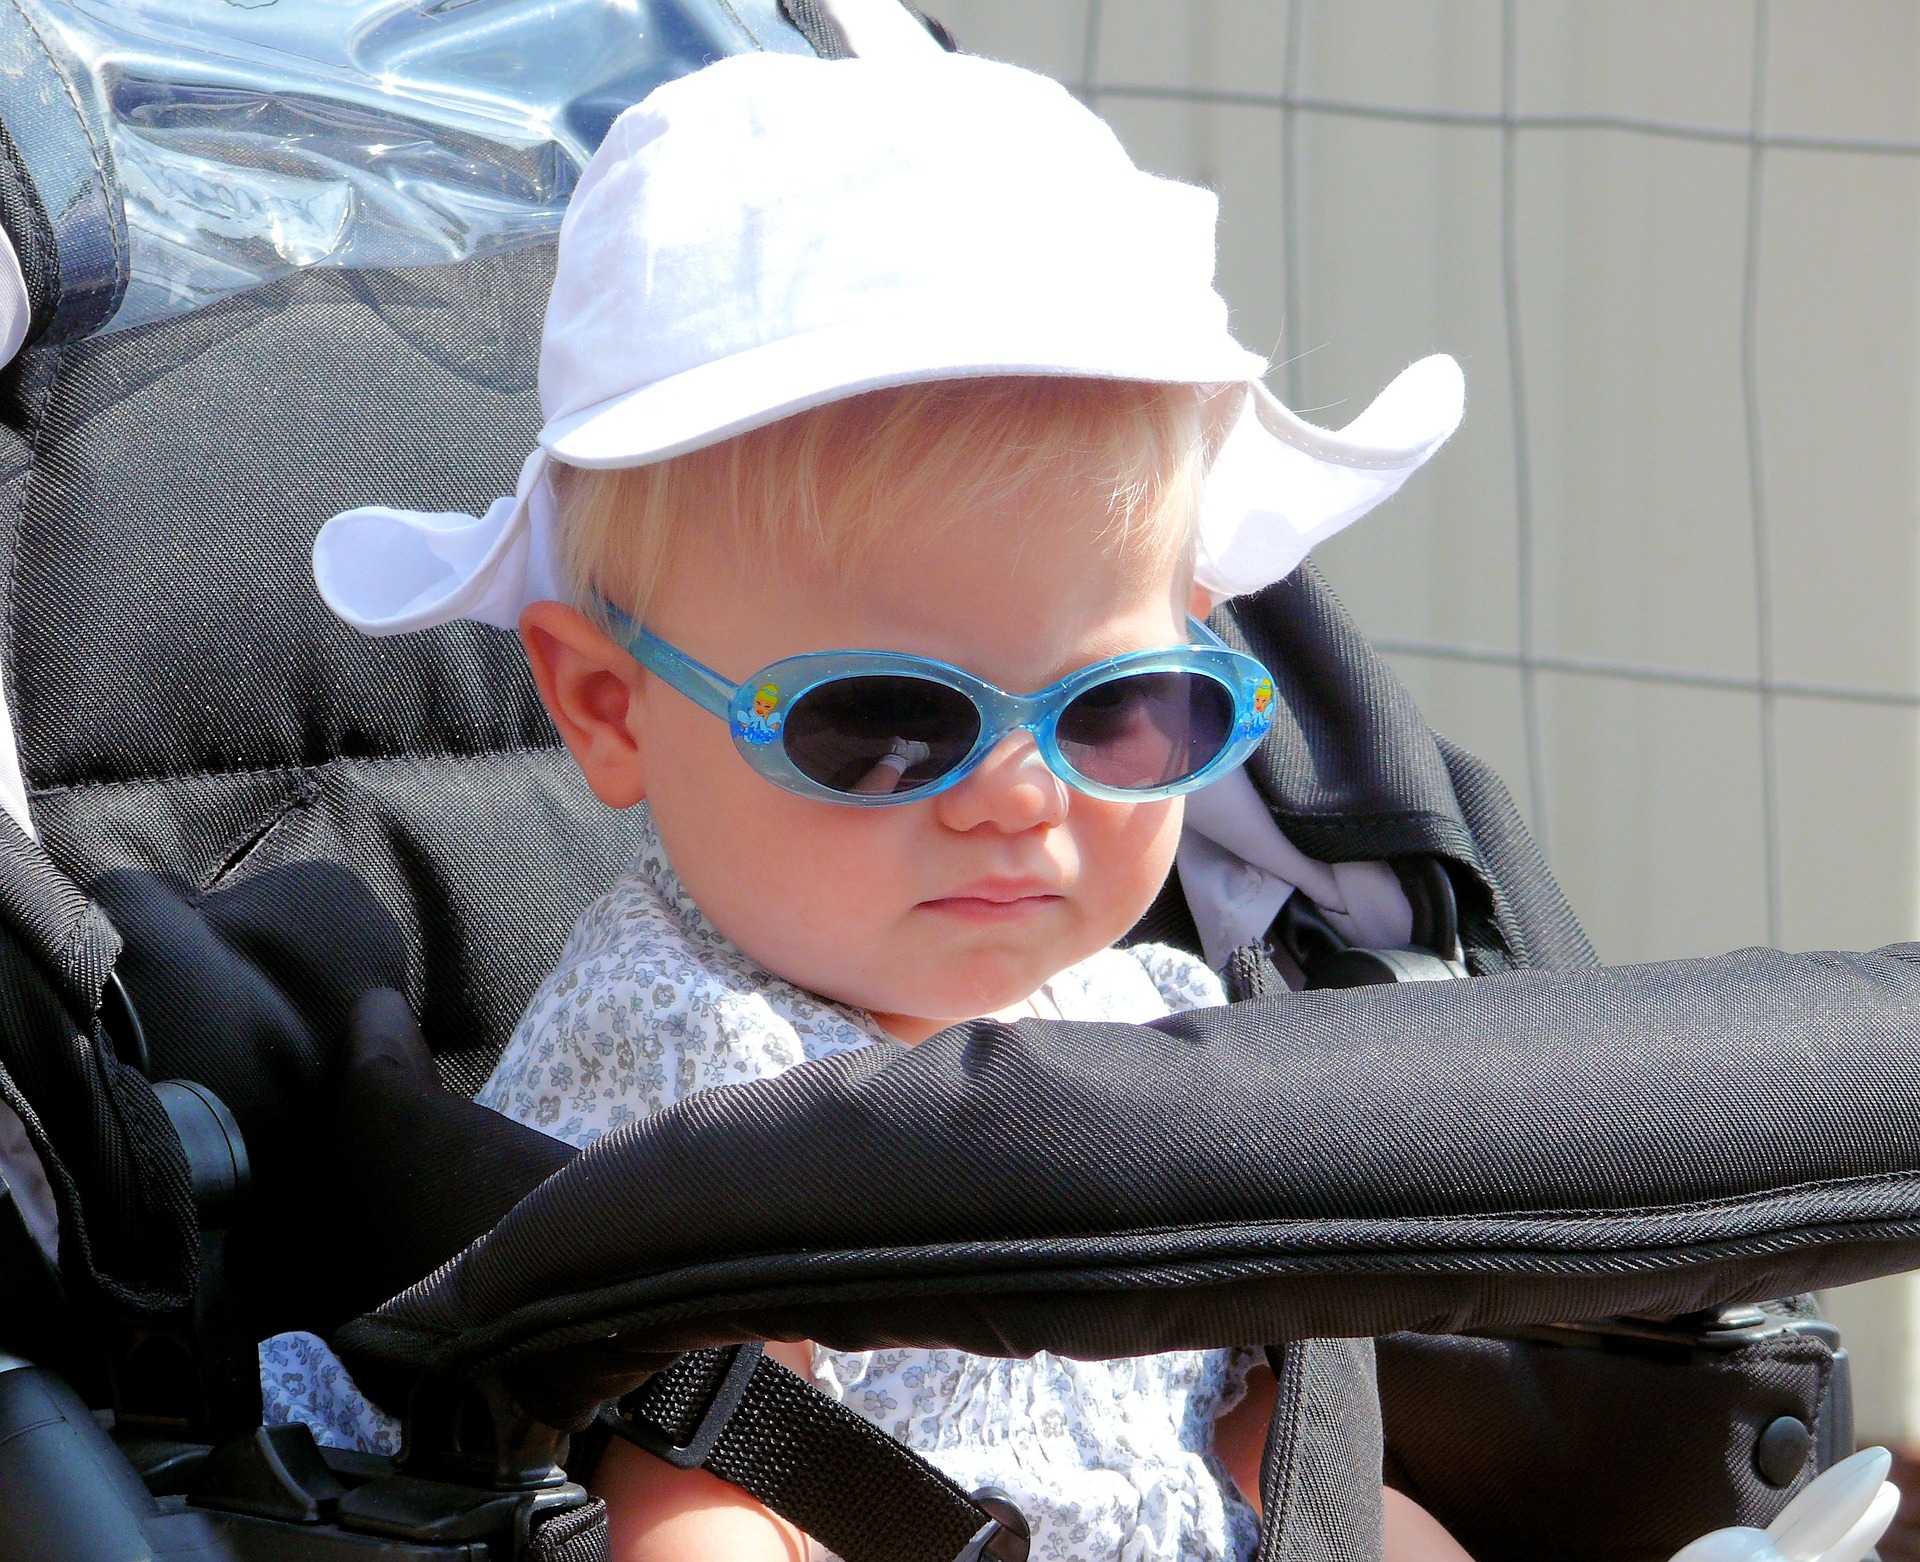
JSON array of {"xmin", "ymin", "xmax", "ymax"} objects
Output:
[{"xmin": 312, "ymin": 48, "xmax": 1464, "ymax": 635}]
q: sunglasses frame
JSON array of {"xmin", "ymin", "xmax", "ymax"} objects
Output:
[{"xmin": 608, "ymin": 608, "xmax": 1278, "ymax": 807}]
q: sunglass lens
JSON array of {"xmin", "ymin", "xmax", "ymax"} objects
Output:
[
  {"xmin": 784, "ymin": 676, "xmax": 982, "ymax": 796},
  {"xmin": 1056, "ymin": 671, "xmax": 1236, "ymax": 791}
]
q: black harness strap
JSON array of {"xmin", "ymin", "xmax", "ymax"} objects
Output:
[
  {"xmin": 605, "ymin": 1345, "xmax": 1028, "ymax": 1562},
  {"xmin": 778, "ymin": 0, "xmax": 853, "ymax": 58}
]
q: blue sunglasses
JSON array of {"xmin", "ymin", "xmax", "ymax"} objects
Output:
[{"xmin": 607, "ymin": 608, "xmax": 1278, "ymax": 806}]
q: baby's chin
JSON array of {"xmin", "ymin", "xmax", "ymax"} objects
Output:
[
  {"xmin": 864, "ymin": 1002, "xmax": 1028, "ymax": 1046},
  {"xmin": 838, "ymin": 958, "xmax": 1084, "ymax": 1044},
  {"xmin": 750, "ymin": 902, "xmax": 1135, "ymax": 1042}
]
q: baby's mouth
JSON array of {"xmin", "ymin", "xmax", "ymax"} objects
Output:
[{"xmin": 919, "ymin": 877, "xmax": 1065, "ymax": 921}]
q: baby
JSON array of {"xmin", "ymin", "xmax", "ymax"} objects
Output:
[
  {"xmin": 513, "ymin": 367, "xmax": 1294, "ymax": 1562},
  {"xmin": 305, "ymin": 46, "xmax": 1466, "ymax": 1562}
]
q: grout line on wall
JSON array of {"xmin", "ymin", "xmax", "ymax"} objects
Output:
[
  {"xmin": 1373, "ymin": 639, "xmax": 1920, "ymax": 710},
  {"xmin": 1500, "ymin": 0, "xmax": 1551, "ymax": 858},
  {"xmin": 1742, "ymin": 0, "xmax": 1784, "ymax": 947},
  {"xmin": 1077, "ymin": 0, "xmax": 1104, "ymax": 104},
  {"xmin": 1091, "ymin": 82, "xmax": 1920, "ymax": 159},
  {"xmin": 1279, "ymin": 0, "xmax": 1306, "ymax": 410}
]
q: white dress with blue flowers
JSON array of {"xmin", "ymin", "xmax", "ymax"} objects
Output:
[{"xmin": 261, "ymin": 806, "xmax": 1259, "ymax": 1562}]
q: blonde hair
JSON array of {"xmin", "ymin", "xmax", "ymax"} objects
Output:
[{"xmin": 550, "ymin": 375, "xmax": 1239, "ymax": 627}]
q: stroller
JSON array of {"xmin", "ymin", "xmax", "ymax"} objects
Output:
[{"xmin": 4, "ymin": 1, "xmax": 1920, "ymax": 1558}]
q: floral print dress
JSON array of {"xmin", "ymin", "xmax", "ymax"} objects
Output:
[{"xmin": 262, "ymin": 806, "xmax": 1259, "ymax": 1562}]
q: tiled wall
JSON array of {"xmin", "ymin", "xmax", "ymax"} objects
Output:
[{"xmin": 933, "ymin": 0, "xmax": 1920, "ymax": 1442}]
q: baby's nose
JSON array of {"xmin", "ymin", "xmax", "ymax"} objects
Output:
[{"xmin": 935, "ymin": 732, "xmax": 1067, "ymax": 832}]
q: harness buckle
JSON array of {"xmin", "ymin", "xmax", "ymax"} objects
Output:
[{"xmin": 608, "ymin": 1343, "xmax": 764, "ymax": 1470}]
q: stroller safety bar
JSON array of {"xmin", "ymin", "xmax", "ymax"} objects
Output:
[{"xmin": 334, "ymin": 942, "xmax": 1920, "ymax": 1430}]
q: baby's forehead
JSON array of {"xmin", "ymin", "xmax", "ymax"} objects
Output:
[
  {"xmin": 728, "ymin": 447, "xmax": 1197, "ymax": 588},
  {"xmin": 714, "ymin": 375, "xmax": 1208, "ymax": 550},
  {"xmin": 718, "ymin": 487, "xmax": 1195, "ymax": 653}
]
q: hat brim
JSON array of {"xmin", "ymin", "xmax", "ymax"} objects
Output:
[{"xmin": 539, "ymin": 304, "xmax": 1270, "ymax": 468}]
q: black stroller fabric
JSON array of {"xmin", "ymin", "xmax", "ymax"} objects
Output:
[
  {"xmin": 7, "ymin": 244, "xmax": 628, "ymax": 1105},
  {"xmin": 0, "ymin": 821, "xmax": 194, "ymax": 1316},
  {"xmin": 1264, "ymin": 1339, "xmax": 1384, "ymax": 1562},
  {"xmin": 1215, "ymin": 576, "xmax": 1593, "ymax": 977},
  {"xmin": 337, "ymin": 942, "xmax": 1920, "ymax": 1430},
  {"xmin": 1376, "ymin": 1327, "xmax": 1841, "ymax": 1562},
  {"xmin": 0, "ymin": 245, "xmax": 647, "ymax": 1337}
]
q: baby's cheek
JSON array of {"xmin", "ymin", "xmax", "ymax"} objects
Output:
[
  {"xmin": 681, "ymin": 797, "xmax": 914, "ymax": 989},
  {"xmin": 1070, "ymin": 795, "xmax": 1184, "ymax": 935}
]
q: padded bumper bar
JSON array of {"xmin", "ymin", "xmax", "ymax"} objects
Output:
[{"xmin": 339, "ymin": 942, "xmax": 1920, "ymax": 1430}]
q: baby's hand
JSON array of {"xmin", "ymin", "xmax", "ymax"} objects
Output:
[{"xmin": 1667, "ymin": 1448, "xmax": 1899, "ymax": 1562}]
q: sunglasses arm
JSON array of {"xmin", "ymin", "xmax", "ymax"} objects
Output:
[
  {"xmin": 600, "ymin": 603, "xmax": 738, "ymax": 721},
  {"xmin": 1186, "ymin": 615, "xmax": 1233, "ymax": 651}
]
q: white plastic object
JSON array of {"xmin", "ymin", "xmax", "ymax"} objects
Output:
[
  {"xmin": 1666, "ymin": 1449, "xmax": 1901, "ymax": 1562},
  {"xmin": 0, "ymin": 221, "xmax": 28, "ymax": 369},
  {"xmin": 0, "ymin": 157, "xmax": 38, "ymax": 839},
  {"xmin": 0, "ymin": 228, "xmax": 33, "ymax": 845}
]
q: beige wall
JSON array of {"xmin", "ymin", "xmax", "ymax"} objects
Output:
[{"xmin": 935, "ymin": 0, "xmax": 1920, "ymax": 1443}]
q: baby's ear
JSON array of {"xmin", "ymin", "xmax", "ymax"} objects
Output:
[
  {"xmin": 1189, "ymin": 580, "xmax": 1220, "ymax": 619},
  {"xmin": 519, "ymin": 601, "xmax": 648, "ymax": 808}
]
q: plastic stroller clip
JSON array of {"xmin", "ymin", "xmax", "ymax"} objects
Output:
[
  {"xmin": 957, "ymin": 1487, "xmax": 1032, "ymax": 1562},
  {"xmin": 1667, "ymin": 1446, "xmax": 1900, "ymax": 1562}
]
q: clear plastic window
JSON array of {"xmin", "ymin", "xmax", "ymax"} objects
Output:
[{"xmin": 25, "ymin": 0, "xmax": 805, "ymax": 332}]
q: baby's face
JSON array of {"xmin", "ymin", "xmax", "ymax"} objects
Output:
[{"xmin": 630, "ymin": 484, "xmax": 1195, "ymax": 1042}]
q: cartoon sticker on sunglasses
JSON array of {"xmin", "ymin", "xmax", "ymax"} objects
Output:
[
  {"xmin": 1236, "ymin": 675, "xmax": 1276, "ymax": 740},
  {"xmin": 735, "ymin": 683, "xmax": 786, "ymax": 745}
]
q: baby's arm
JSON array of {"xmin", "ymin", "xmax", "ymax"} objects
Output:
[
  {"xmin": 1211, "ymin": 1358, "xmax": 1275, "ymax": 1505},
  {"xmin": 1214, "ymin": 1361, "xmax": 1473, "ymax": 1562},
  {"xmin": 1384, "ymin": 1489, "xmax": 1474, "ymax": 1562},
  {"xmin": 597, "ymin": 1340, "xmax": 817, "ymax": 1562},
  {"xmin": 598, "ymin": 1444, "xmax": 808, "ymax": 1562}
]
